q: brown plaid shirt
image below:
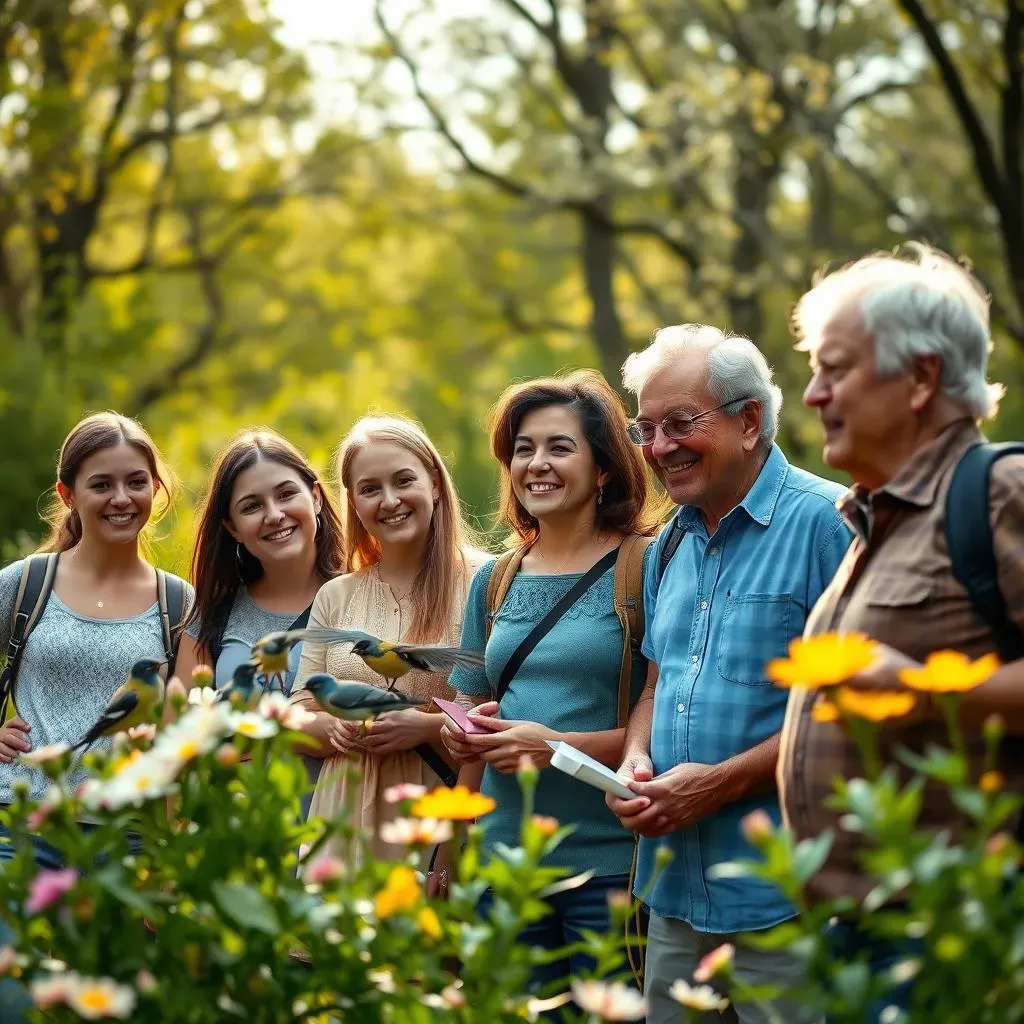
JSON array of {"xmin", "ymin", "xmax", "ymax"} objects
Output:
[{"xmin": 778, "ymin": 418, "xmax": 1024, "ymax": 902}]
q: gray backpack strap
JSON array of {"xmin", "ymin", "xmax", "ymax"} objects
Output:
[
  {"xmin": 156, "ymin": 570, "xmax": 189, "ymax": 676},
  {"xmin": 1, "ymin": 553, "xmax": 58, "ymax": 721}
]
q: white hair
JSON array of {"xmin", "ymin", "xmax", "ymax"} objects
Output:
[
  {"xmin": 621, "ymin": 323, "xmax": 784, "ymax": 446},
  {"xmin": 793, "ymin": 244, "xmax": 1004, "ymax": 420}
]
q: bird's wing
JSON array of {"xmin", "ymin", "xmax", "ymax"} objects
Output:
[
  {"xmin": 90, "ymin": 689, "xmax": 140, "ymax": 732},
  {"xmin": 395, "ymin": 645, "xmax": 486, "ymax": 672},
  {"xmin": 291, "ymin": 628, "xmax": 378, "ymax": 647},
  {"xmin": 328, "ymin": 684, "xmax": 421, "ymax": 712}
]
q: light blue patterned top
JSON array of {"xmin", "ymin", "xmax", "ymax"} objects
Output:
[
  {"xmin": 184, "ymin": 587, "xmax": 306, "ymax": 695},
  {"xmin": 452, "ymin": 552, "xmax": 650, "ymax": 877},
  {"xmin": 637, "ymin": 444, "xmax": 851, "ymax": 932},
  {"xmin": 0, "ymin": 559, "xmax": 194, "ymax": 804}
]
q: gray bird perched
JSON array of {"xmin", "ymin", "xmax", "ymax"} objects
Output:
[
  {"xmin": 303, "ymin": 673, "xmax": 427, "ymax": 721},
  {"xmin": 214, "ymin": 660, "xmax": 261, "ymax": 708},
  {"xmin": 253, "ymin": 628, "xmax": 485, "ymax": 691}
]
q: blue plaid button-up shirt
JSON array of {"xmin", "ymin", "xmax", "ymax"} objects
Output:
[{"xmin": 636, "ymin": 445, "xmax": 851, "ymax": 933}]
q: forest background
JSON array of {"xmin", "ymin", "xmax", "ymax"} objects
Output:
[{"xmin": 1, "ymin": 0, "xmax": 1022, "ymax": 572}]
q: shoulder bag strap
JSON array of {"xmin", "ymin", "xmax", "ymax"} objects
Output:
[
  {"xmin": 156, "ymin": 571, "xmax": 190, "ymax": 677},
  {"xmin": 492, "ymin": 546, "xmax": 619, "ymax": 704},
  {"xmin": 613, "ymin": 535, "xmax": 654, "ymax": 728},
  {"xmin": 657, "ymin": 515, "xmax": 687, "ymax": 585},
  {"xmin": 485, "ymin": 547, "xmax": 529, "ymax": 641}
]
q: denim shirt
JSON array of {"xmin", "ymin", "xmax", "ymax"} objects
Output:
[{"xmin": 636, "ymin": 445, "xmax": 851, "ymax": 933}]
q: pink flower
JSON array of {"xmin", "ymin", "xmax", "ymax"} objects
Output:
[
  {"xmin": 383, "ymin": 783, "xmax": 427, "ymax": 805},
  {"xmin": 305, "ymin": 856, "xmax": 345, "ymax": 884},
  {"xmin": 740, "ymin": 809, "xmax": 775, "ymax": 844},
  {"xmin": 694, "ymin": 943, "xmax": 735, "ymax": 983},
  {"xmin": 25, "ymin": 868, "xmax": 79, "ymax": 915}
]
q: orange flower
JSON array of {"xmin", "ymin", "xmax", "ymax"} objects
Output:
[
  {"xmin": 411, "ymin": 785, "xmax": 496, "ymax": 821},
  {"xmin": 767, "ymin": 633, "xmax": 879, "ymax": 690},
  {"xmin": 899, "ymin": 651, "xmax": 1000, "ymax": 693},
  {"xmin": 416, "ymin": 906, "xmax": 443, "ymax": 940},
  {"xmin": 812, "ymin": 699, "xmax": 841, "ymax": 723},
  {"xmin": 531, "ymin": 815, "xmax": 560, "ymax": 837},
  {"xmin": 374, "ymin": 865, "xmax": 420, "ymax": 919},
  {"xmin": 979, "ymin": 771, "xmax": 1004, "ymax": 794},
  {"xmin": 835, "ymin": 687, "xmax": 916, "ymax": 722}
]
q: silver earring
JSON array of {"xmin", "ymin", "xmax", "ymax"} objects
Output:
[
  {"xmin": 235, "ymin": 542, "xmax": 246, "ymax": 581},
  {"xmin": 597, "ymin": 485, "xmax": 604, "ymax": 506}
]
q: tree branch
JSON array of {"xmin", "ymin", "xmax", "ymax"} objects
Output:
[{"xmin": 1001, "ymin": 0, "xmax": 1023, "ymax": 208}]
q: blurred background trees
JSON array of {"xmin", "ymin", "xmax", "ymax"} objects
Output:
[{"xmin": 1, "ymin": 0, "xmax": 1021, "ymax": 567}]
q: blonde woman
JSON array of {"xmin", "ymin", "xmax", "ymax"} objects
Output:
[{"xmin": 292, "ymin": 416, "xmax": 486, "ymax": 864}]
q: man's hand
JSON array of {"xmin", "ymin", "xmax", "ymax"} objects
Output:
[
  {"xmin": 613, "ymin": 762, "xmax": 725, "ymax": 838},
  {"xmin": 0, "ymin": 716, "xmax": 32, "ymax": 763},
  {"xmin": 464, "ymin": 715, "xmax": 558, "ymax": 774},
  {"xmin": 606, "ymin": 750, "xmax": 654, "ymax": 818},
  {"xmin": 439, "ymin": 701, "xmax": 499, "ymax": 765},
  {"xmin": 355, "ymin": 709, "xmax": 433, "ymax": 756}
]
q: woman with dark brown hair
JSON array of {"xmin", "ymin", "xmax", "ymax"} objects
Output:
[
  {"xmin": 441, "ymin": 369, "xmax": 664, "ymax": 990},
  {"xmin": 175, "ymin": 429, "xmax": 345, "ymax": 699}
]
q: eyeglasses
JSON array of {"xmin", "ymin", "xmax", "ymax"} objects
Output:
[{"xmin": 627, "ymin": 398, "xmax": 751, "ymax": 446}]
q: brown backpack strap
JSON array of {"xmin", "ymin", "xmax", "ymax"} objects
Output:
[
  {"xmin": 613, "ymin": 535, "xmax": 654, "ymax": 728},
  {"xmin": 484, "ymin": 545, "xmax": 530, "ymax": 640}
]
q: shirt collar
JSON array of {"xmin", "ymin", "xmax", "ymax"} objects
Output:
[{"xmin": 673, "ymin": 443, "xmax": 789, "ymax": 531}]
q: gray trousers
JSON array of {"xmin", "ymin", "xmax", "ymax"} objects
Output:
[{"xmin": 645, "ymin": 913, "xmax": 816, "ymax": 1024}]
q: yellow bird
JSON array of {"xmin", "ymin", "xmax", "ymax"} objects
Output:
[
  {"xmin": 72, "ymin": 658, "xmax": 165, "ymax": 752},
  {"xmin": 252, "ymin": 628, "xmax": 484, "ymax": 691}
]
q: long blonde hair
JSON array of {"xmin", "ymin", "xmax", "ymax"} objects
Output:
[{"xmin": 337, "ymin": 416, "xmax": 481, "ymax": 643}]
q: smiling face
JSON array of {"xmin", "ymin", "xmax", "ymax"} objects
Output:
[
  {"xmin": 59, "ymin": 443, "xmax": 158, "ymax": 545},
  {"xmin": 224, "ymin": 457, "xmax": 322, "ymax": 571},
  {"xmin": 509, "ymin": 404, "xmax": 608, "ymax": 527},
  {"xmin": 348, "ymin": 441, "xmax": 439, "ymax": 550},
  {"xmin": 802, "ymin": 303, "xmax": 919, "ymax": 490},
  {"xmin": 636, "ymin": 349, "xmax": 760, "ymax": 518}
]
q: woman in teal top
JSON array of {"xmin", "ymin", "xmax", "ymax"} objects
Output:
[{"xmin": 445, "ymin": 369, "xmax": 662, "ymax": 991}]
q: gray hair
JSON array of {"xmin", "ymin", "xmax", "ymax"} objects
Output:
[
  {"xmin": 792, "ymin": 244, "xmax": 1004, "ymax": 420},
  {"xmin": 621, "ymin": 323, "xmax": 783, "ymax": 446}
]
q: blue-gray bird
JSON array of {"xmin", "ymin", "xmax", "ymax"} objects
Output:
[
  {"xmin": 254, "ymin": 628, "xmax": 485, "ymax": 691},
  {"xmin": 303, "ymin": 673, "xmax": 427, "ymax": 721},
  {"xmin": 214, "ymin": 660, "xmax": 261, "ymax": 708}
]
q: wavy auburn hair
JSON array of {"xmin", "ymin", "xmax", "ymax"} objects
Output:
[
  {"xmin": 488, "ymin": 369, "xmax": 664, "ymax": 545},
  {"xmin": 40, "ymin": 411, "xmax": 173, "ymax": 554},
  {"xmin": 186, "ymin": 429, "xmax": 345, "ymax": 658},
  {"xmin": 337, "ymin": 415, "xmax": 480, "ymax": 644}
]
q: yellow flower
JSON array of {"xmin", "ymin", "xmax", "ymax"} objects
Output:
[
  {"xmin": 374, "ymin": 865, "xmax": 420, "ymax": 919},
  {"xmin": 898, "ymin": 651, "xmax": 1000, "ymax": 693},
  {"xmin": 767, "ymin": 632, "xmax": 880, "ymax": 689},
  {"xmin": 979, "ymin": 771, "xmax": 1004, "ymax": 794},
  {"xmin": 411, "ymin": 785, "xmax": 496, "ymax": 821},
  {"xmin": 416, "ymin": 906, "xmax": 443, "ymax": 940},
  {"xmin": 835, "ymin": 687, "xmax": 917, "ymax": 722},
  {"xmin": 812, "ymin": 699, "xmax": 841, "ymax": 723}
]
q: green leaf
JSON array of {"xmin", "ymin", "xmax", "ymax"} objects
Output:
[
  {"xmin": 793, "ymin": 832, "xmax": 834, "ymax": 884},
  {"xmin": 93, "ymin": 865, "xmax": 158, "ymax": 917},
  {"xmin": 743, "ymin": 921, "xmax": 806, "ymax": 950},
  {"xmin": 211, "ymin": 881, "xmax": 280, "ymax": 935}
]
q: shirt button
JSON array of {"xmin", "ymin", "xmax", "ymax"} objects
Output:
[
  {"xmin": 700, "ymin": 600, "xmax": 708, "ymax": 610},
  {"xmin": 690, "ymin": 655, "xmax": 698, "ymax": 664},
  {"xmin": 709, "ymin": 546, "xmax": 719, "ymax": 556},
  {"xmin": 677, "ymin": 703, "xmax": 686, "ymax": 713}
]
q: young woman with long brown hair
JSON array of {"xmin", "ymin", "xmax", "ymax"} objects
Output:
[
  {"xmin": 440, "ymin": 370, "xmax": 663, "ymax": 991},
  {"xmin": 175, "ymin": 429, "xmax": 345, "ymax": 697},
  {"xmin": 291, "ymin": 415, "xmax": 487, "ymax": 865}
]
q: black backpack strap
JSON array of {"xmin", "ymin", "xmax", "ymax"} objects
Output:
[
  {"xmin": 1, "ymin": 553, "xmax": 59, "ymax": 719},
  {"xmin": 944, "ymin": 441, "xmax": 1024, "ymax": 663},
  {"xmin": 156, "ymin": 571, "xmax": 190, "ymax": 677},
  {"xmin": 656, "ymin": 515, "xmax": 687, "ymax": 585}
]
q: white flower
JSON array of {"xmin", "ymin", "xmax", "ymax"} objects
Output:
[
  {"xmin": 100, "ymin": 754, "xmax": 178, "ymax": 809},
  {"xmin": 259, "ymin": 693, "xmax": 315, "ymax": 730},
  {"xmin": 153, "ymin": 717, "xmax": 220, "ymax": 764},
  {"xmin": 66, "ymin": 975, "xmax": 136, "ymax": 1019},
  {"xmin": 379, "ymin": 817, "xmax": 453, "ymax": 846},
  {"xmin": 571, "ymin": 980, "xmax": 648, "ymax": 1020},
  {"xmin": 368, "ymin": 968, "xmax": 396, "ymax": 994},
  {"xmin": 21, "ymin": 743, "xmax": 70, "ymax": 765},
  {"xmin": 188, "ymin": 686, "xmax": 219, "ymax": 707},
  {"xmin": 668, "ymin": 979, "xmax": 731, "ymax": 1012},
  {"xmin": 228, "ymin": 711, "xmax": 278, "ymax": 740},
  {"xmin": 30, "ymin": 972, "xmax": 75, "ymax": 1008},
  {"xmin": 383, "ymin": 783, "xmax": 427, "ymax": 804}
]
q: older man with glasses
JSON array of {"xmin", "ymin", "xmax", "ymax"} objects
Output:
[{"xmin": 607, "ymin": 324, "xmax": 851, "ymax": 1024}]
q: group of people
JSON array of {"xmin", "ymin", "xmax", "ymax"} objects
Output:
[{"xmin": 1, "ymin": 244, "xmax": 1022, "ymax": 1024}]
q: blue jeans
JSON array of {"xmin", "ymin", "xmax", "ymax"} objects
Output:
[
  {"xmin": 481, "ymin": 872, "xmax": 632, "ymax": 1001},
  {"xmin": 825, "ymin": 920, "xmax": 922, "ymax": 1023}
]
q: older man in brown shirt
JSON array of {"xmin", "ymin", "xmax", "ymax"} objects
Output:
[{"xmin": 777, "ymin": 245, "xmax": 1024, "ymax": 1021}]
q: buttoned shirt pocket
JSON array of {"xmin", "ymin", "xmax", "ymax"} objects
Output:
[{"xmin": 717, "ymin": 594, "xmax": 794, "ymax": 685}]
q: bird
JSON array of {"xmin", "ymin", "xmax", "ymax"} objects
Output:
[
  {"xmin": 72, "ymin": 658, "xmax": 166, "ymax": 752},
  {"xmin": 252, "ymin": 628, "xmax": 485, "ymax": 691},
  {"xmin": 214, "ymin": 660, "xmax": 261, "ymax": 708},
  {"xmin": 303, "ymin": 673, "xmax": 428, "ymax": 721}
]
